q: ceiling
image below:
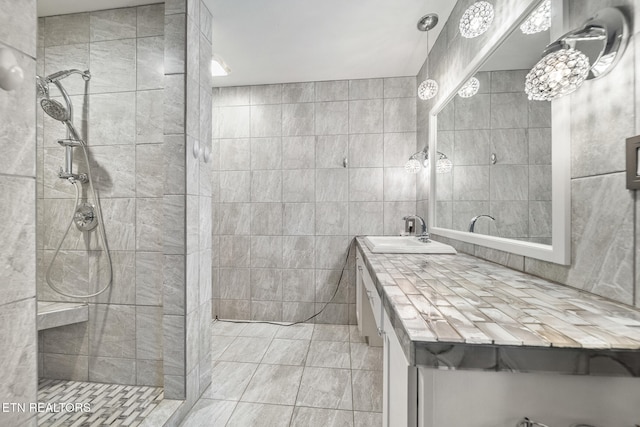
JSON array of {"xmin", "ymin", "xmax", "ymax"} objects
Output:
[
  {"xmin": 204, "ymin": 0, "xmax": 455, "ymax": 87},
  {"xmin": 37, "ymin": 0, "xmax": 455, "ymax": 87}
]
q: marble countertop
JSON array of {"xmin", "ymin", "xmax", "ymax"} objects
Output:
[{"xmin": 355, "ymin": 238, "xmax": 640, "ymax": 376}]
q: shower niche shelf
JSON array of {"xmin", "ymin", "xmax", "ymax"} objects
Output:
[{"xmin": 37, "ymin": 301, "xmax": 88, "ymax": 331}]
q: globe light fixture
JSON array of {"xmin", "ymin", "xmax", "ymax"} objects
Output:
[
  {"xmin": 520, "ymin": 0, "xmax": 551, "ymax": 35},
  {"xmin": 405, "ymin": 147, "xmax": 452, "ymax": 174},
  {"xmin": 525, "ymin": 7, "xmax": 628, "ymax": 101},
  {"xmin": 458, "ymin": 77, "xmax": 480, "ymax": 98},
  {"xmin": 459, "ymin": 1, "xmax": 494, "ymax": 38},
  {"xmin": 418, "ymin": 79, "xmax": 439, "ymax": 100}
]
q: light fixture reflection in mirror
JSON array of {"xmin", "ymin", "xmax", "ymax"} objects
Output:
[
  {"xmin": 520, "ymin": 0, "xmax": 551, "ymax": 35},
  {"xmin": 459, "ymin": 1, "xmax": 494, "ymax": 39},
  {"xmin": 457, "ymin": 76, "xmax": 480, "ymax": 98},
  {"xmin": 525, "ymin": 7, "xmax": 629, "ymax": 101}
]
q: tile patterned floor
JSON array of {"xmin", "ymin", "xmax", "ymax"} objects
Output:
[
  {"xmin": 38, "ymin": 379, "xmax": 163, "ymax": 426},
  {"xmin": 180, "ymin": 322, "xmax": 383, "ymax": 427}
]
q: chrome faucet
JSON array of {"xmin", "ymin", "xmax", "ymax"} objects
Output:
[
  {"xmin": 403, "ymin": 215, "xmax": 429, "ymax": 242},
  {"xmin": 468, "ymin": 214, "xmax": 495, "ymax": 232}
]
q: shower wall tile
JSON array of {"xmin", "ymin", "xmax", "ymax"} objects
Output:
[
  {"xmin": 137, "ymin": 4, "xmax": 165, "ymax": 37},
  {"xmin": 251, "ymin": 105, "xmax": 282, "ymax": 137},
  {"xmin": 251, "ymin": 268, "xmax": 283, "ymax": 300},
  {"xmin": 44, "ymin": 43, "xmax": 89, "ymax": 95},
  {"xmin": 43, "ymin": 353, "xmax": 88, "ymax": 382},
  {"xmin": 383, "ymin": 168, "xmax": 415, "ymax": 201},
  {"xmin": 219, "ymin": 203, "xmax": 251, "ymax": 235},
  {"xmin": 348, "ymin": 134, "xmax": 383, "ymax": 168},
  {"xmin": 283, "ymin": 82, "xmax": 315, "ymax": 103},
  {"xmin": 283, "ymin": 236, "xmax": 315, "ymax": 270},
  {"xmin": 383, "ymin": 77, "xmax": 416, "ymax": 98},
  {"xmin": 44, "ymin": 13, "xmax": 90, "ymax": 47},
  {"xmin": 41, "ymin": 322, "xmax": 89, "ymax": 355},
  {"xmin": 383, "ymin": 98, "xmax": 416, "ymax": 132},
  {"xmin": 165, "ymin": 134, "xmax": 186, "ymax": 194},
  {"xmin": 490, "ymin": 93, "xmax": 528, "ymax": 129},
  {"xmin": 220, "ymin": 171, "xmax": 251, "ymax": 202},
  {"xmin": 90, "ymin": 251, "xmax": 136, "ymax": 305},
  {"xmin": 136, "ymin": 198, "xmax": 163, "ymax": 251},
  {"xmin": 164, "ymin": 13, "xmax": 186, "ymax": 74},
  {"xmin": 137, "ymin": 359, "xmax": 163, "ymax": 386},
  {"xmin": 89, "ymin": 357, "xmax": 136, "ymax": 384},
  {"xmin": 136, "ymin": 306, "xmax": 163, "ymax": 360},
  {"xmin": 283, "ymin": 203, "xmax": 315, "ymax": 236},
  {"xmin": 315, "ymin": 80, "xmax": 348, "ymax": 102},
  {"xmin": 316, "ymin": 135, "xmax": 348, "ymax": 169},
  {"xmin": 90, "ymin": 8, "xmax": 137, "ymax": 42},
  {"xmin": 316, "ymin": 202, "xmax": 349, "ymax": 235},
  {"xmin": 349, "ymin": 202, "xmax": 383, "ymax": 236},
  {"xmin": 383, "ymin": 132, "xmax": 417, "ymax": 167},
  {"xmin": 90, "ymin": 91, "xmax": 136, "ymax": 145},
  {"xmin": 218, "ymin": 106, "xmax": 251, "ymax": 138},
  {"xmin": 316, "ymin": 169, "xmax": 348, "ymax": 202},
  {"xmin": 164, "ymin": 195, "xmax": 186, "ymax": 254},
  {"xmin": 315, "ymin": 101, "xmax": 348, "ymax": 135},
  {"xmin": 349, "ymin": 99, "xmax": 383, "ymax": 134},
  {"xmin": 220, "ymin": 138, "xmax": 250, "ymax": 170},
  {"xmin": 0, "ymin": 0, "xmax": 36, "ymax": 57},
  {"xmin": 136, "ymin": 36, "xmax": 164, "ymax": 90},
  {"xmin": 349, "ymin": 168, "xmax": 383, "ymax": 202},
  {"xmin": 0, "ymin": 298, "xmax": 36, "ymax": 426},
  {"xmin": 136, "ymin": 144, "xmax": 164, "ymax": 197},
  {"xmin": 490, "ymin": 129, "xmax": 528, "ymax": 165},
  {"xmin": 283, "ymin": 103, "xmax": 315, "ymax": 136},
  {"xmin": 220, "ymin": 268, "xmax": 251, "ymax": 300},
  {"xmin": 90, "ymin": 38, "xmax": 137, "ymax": 93},
  {"xmin": 282, "ymin": 136, "xmax": 315, "ymax": 169},
  {"xmin": 88, "ymin": 145, "xmax": 136, "ymax": 197},
  {"xmin": 89, "ymin": 304, "xmax": 136, "ymax": 358},
  {"xmin": 251, "ymin": 137, "xmax": 282, "ymax": 170},
  {"xmin": 136, "ymin": 251, "xmax": 163, "ymax": 306},
  {"xmin": 251, "ymin": 170, "xmax": 282, "ymax": 202},
  {"xmin": 283, "ymin": 169, "xmax": 315, "ymax": 202},
  {"xmin": 219, "ymin": 236, "xmax": 251, "ymax": 268},
  {"xmin": 490, "ymin": 165, "xmax": 528, "ymax": 201},
  {"xmin": 251, "ymin": 203, "xmax": 283, "ymax": 236},
  {"xmin": 349, "ymin": 78, "xmax": 383, "ymax": 100},
  {"xmin": 137, "ymin": 89, "xmax": 164, "ymax": 143},
  {"xmin": 164, "ymin": 74, "xmax": 186, "ymax": 134},
  {"xmin": 283, "ymin": 269, "xmax": 315, "ymax": 301}
]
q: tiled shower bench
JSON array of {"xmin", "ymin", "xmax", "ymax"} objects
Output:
[{"xmin": 37, "ymin": 301, "xmax": 88, "ymax": 331}]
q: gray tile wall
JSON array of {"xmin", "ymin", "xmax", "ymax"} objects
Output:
[
  {"xmin": 0, "ymin": 0, "xmax": 38, "ymax": 425},
  {"xmin": 212, "ymin": 77, "xmax": 418, "ymax": 324},
  {"xmin": 162, "ymin": 0, "xmax": 213, "ymax": 407},
  {"xmin": 435, "ymin": 70, "xmax": 552, "ymax": 242},
  {"xmin": 36, "ymin": 5, "xmax": 166, "ymax": 388},
  {"xmin": 417, "ymin": 0, "xmax": 639, "ymax": 308}
]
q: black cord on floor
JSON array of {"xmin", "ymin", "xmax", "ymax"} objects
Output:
[{"xmin": 215, "ymin": 236, "xmax": 358, "ymax": 327}]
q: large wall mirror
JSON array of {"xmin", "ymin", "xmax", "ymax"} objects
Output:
[{"xmin": 428, "ymin": 0, "xmax": 570, "ymax": 264}]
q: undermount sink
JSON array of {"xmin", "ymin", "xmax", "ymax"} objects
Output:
[{"xmin": 364, "ymin": 236, "xmax": 457, "ymax": 254}]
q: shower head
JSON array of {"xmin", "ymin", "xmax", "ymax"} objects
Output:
[
  {"xmin": 44, "ymin": 69, "xmax": 91, "ymax": 83},
  {"xmin": 40, "ymin": 98, "xmax": 70, "ymax": 122},
  {"xmin": 36, "ymin": 75, "xmax": 49, "ymax": 100}
]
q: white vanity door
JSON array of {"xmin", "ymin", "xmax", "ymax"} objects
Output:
[{"xmin": 383, "ymin": 312, "xmax": 417, "ymax": 427}]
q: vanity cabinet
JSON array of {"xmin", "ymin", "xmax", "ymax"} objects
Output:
[{"xmin": 355, "ymin": 251, "xmax": 382, "ymax": 347}]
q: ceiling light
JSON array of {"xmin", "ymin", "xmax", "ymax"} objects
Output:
[
  {"xmin": 525, "ymin": 7, "xmax": 629, "ymax": 101},
  {"xmin": 211, "ymin": 56, "xmax": 231, "ymax": 77},
  {"xmin": 459, "ymin": 1, "xmax": 494, "ymax": 38},
  {"xmin": 520, "ymin": 0, "xmax": 551, "ymax": 35},
  {"xmin": 418, "ymin": 79, "xmax": 438, "ymax": 100},
  {"xmin": 458, "ymin": 77, "xmax": 480, "ymax": 98}
]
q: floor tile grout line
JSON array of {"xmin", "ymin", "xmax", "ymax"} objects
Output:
[{"xmin": 288, "ymin": 323, "xmax": 315, "ymax": 426}]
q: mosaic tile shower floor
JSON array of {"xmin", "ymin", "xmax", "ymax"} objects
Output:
[{"xmin": 37, "ymin": 379, "xmax": 163, "ymax": 426}]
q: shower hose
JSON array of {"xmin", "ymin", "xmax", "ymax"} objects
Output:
[{"xmin": 46, "ymin": 142, "xmax": 113, "ymax": 298}]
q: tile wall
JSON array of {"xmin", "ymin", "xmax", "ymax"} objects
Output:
[
  {"xmin": 36, "ymin": 5, "xmax": 166, "ymax": 386},
  {"xmin": 0, "ymin": 0, "xmax": 38, "ymax": 425},
  {"xmin": 417, "ymin": 0, "xmax": 639, "ymax": 308},
  {"xmin": 434, "ymin": 69, "xmax": 552, "ymax": 243},
  {"xmin": 212, "ymin": 78, "xmax": 419, "ymax": 323},
  {"xmin": 163, "ymin": 0, "xmax": 214, "ymax": 403}
]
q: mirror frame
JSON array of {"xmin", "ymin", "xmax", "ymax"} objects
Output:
[{"xmin": 427, "ymin": 0, "xmax": 570, "ymax": 265}]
